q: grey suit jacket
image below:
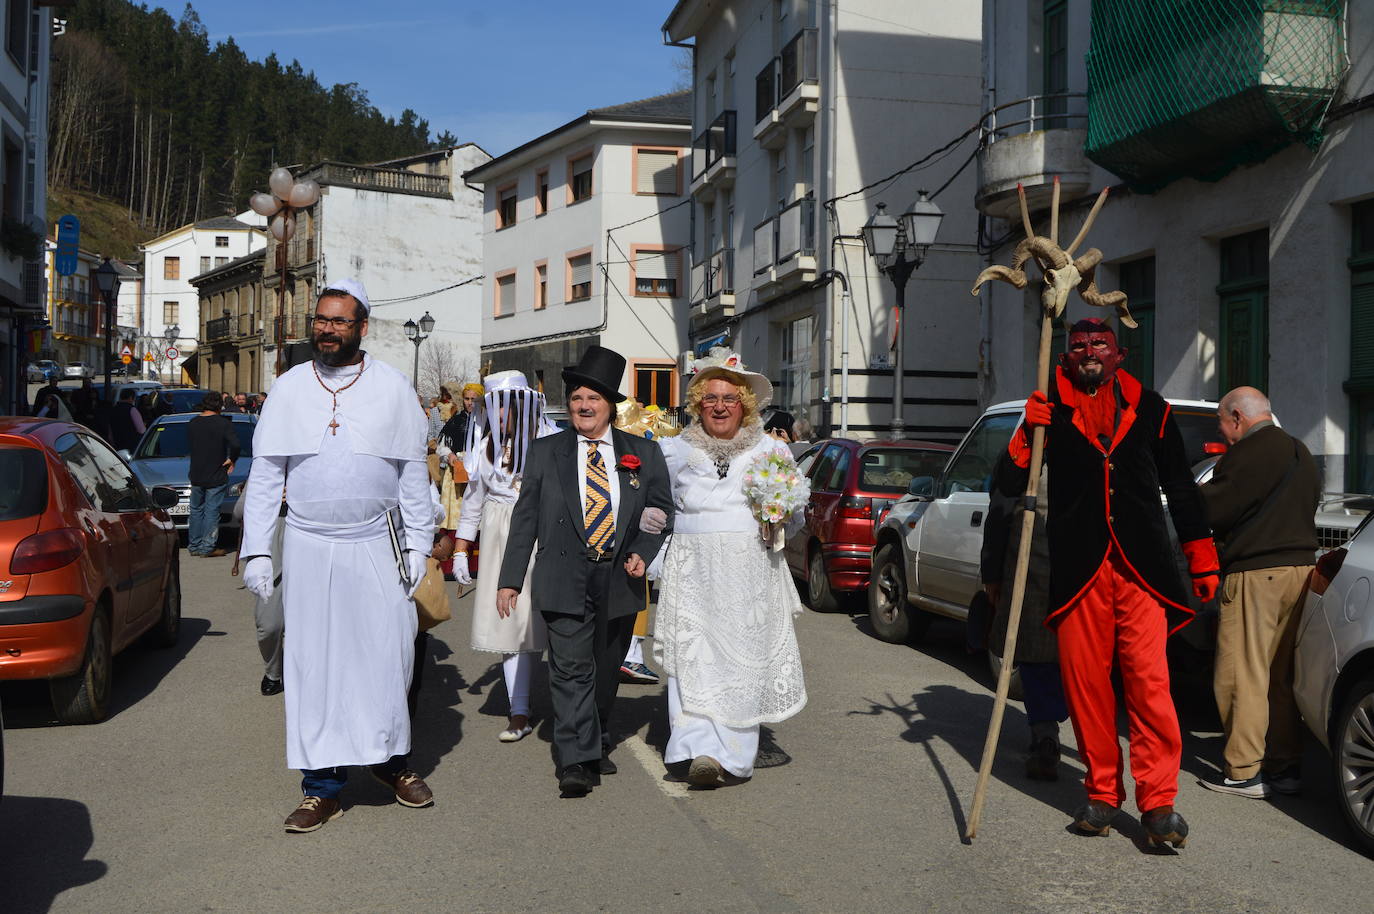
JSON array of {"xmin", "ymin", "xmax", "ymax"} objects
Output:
[{"xmin": 498, "ymin": 427, "xmax": 673, "ymax": 619}]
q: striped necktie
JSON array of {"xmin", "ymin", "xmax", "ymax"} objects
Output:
[{"xmin": 584, "ymin": 440, "xmax": 615, "ymax": 552}]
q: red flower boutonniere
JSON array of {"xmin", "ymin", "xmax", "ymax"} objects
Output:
[{"xmin": 617, "ymin": 454, "xmax": 642, "ymax": 488}]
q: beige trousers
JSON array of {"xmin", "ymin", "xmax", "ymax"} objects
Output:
[{"xmin": 1213, "ymin": 565, "xmax": 1312, "ymax": 779}]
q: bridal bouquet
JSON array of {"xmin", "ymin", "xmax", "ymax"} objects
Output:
[{"xmin": 742, "ymin": 450, "xmax": 810, "ymax": 550}]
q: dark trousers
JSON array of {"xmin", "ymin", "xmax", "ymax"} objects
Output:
[
  {"xmin": 302, "ymin": 754, "xmax": 406, "ymax": 798},
  {"xmin": 542, "ymin": 561, "xmax": 636, "ymax": 771}
]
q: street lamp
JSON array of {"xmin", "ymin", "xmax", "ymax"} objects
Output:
[
  {"xmin": 164, "ymin": 323, "xmax": 179, "ymax": 385},
  {"xmin": 861, "ymin": 191, "xmax": 944, "ymax": 438},
  {"xmin": 94, "ymin": 258, "xmax": 121, "ymax": 400},
  {"xmin": 403, "ymin": 310, "xmax": 435, "ymax": 388}
]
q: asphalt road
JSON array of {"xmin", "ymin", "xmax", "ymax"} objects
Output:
[{"xmin": 1, "ymin": 553, "xmax": 1370, "ymax": 913}]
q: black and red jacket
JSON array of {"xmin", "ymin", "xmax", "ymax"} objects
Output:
[{"xmin": 996, "ymin": 366, "xmax": 1216, "ymax": 634}]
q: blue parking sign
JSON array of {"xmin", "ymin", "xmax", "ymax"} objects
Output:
[{"xmin": 56, "ymin": 214, "xmax": 80, "ymax": 276}]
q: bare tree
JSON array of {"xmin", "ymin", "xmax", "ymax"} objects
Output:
[
  {"xmin": 670, "ymin": 48, "xmax": 693, "ymax": 92},
  {"xmin": 417, "ymin": 342, "xmax": 478, "ymax": 401}
]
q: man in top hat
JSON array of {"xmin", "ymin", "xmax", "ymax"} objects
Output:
[
  {"xmin": 996, "ymin": 318, "xmax": 1219, "ymax": 848},
  {"xmin": 497, "ymin": 345, "xmax": 674, "ymax": 796}
]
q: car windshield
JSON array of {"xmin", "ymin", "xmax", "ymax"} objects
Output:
[
  {"xmin": 162, "ymin": 389, "xmax": 214, "ymax": 413},
  {"xmin": 859, "ymin": 447, "xmax": 951, "ymax": 494},
  {"xmin": 135, "ymin": 420, "xmax": 254, "ymax": 459},
  {"xmin": 1171, "ymin": 406, "xmax": 1227, "ymax": 467},
  {"xmin": 0, "ymin": 446, "xmax": 48, "ymax": 520}
]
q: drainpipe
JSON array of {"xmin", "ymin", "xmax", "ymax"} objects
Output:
[{"xmin": 820, "ymin": 0, "xmax": 841, "ymax": 433}]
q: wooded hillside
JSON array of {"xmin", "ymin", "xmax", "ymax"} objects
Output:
[{"xmin": 50, "ymin": 0, "xmax": 449, "ymax": 237}]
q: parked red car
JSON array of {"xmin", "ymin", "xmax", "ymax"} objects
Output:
[
  {"xmin": 786, "ymin": 437, "xmax": 954, "ymax": 610},
  {"xmin": 0, "ymin": 417, "xmax": 182, "ymax": 723}
]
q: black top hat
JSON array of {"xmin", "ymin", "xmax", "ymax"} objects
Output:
[{"xmin": 561, "ymin": 345, "xmax": 627, "ymax": 403}]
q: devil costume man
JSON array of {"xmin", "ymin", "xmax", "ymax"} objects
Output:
[
  {"xmin": 996, "ymin": 319, "xmax": 1219, "ymax": 848},
  {"xmin": 241, "ymin": 278, "xmax": 437, "ymax": 830}
]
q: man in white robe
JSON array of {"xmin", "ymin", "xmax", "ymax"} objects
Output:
[{"xmin": 241, "ymin": 278, "xmax": 436, "ymax": 833}]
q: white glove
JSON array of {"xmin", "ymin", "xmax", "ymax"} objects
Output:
[
  {"xmin": 405, "ymin": 550, "xmax": 428, "ymax": 599},
  {"xmin": 244, "ymin": 556, "xmax": 273, "ymax": 602},
  {"xmin": 639, "ymin": 506, "xmax": 667, "ymax": 535},
  {"xmin": 453, "ymin": 552, "xmax": 473, "ymax": 586}
]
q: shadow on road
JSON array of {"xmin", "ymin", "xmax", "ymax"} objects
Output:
[{"xmin": 0, "ymin": 795, "xmax": 107, "ymax": 912}]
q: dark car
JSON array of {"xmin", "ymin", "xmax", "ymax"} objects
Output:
[
  {"xmin": 126, "ymin": 412, "xmax": 257, "ymax": 533},
  {"xmin": 0, "ymin": 417, "xmax": 181, "ymax": 724},
  {"xmin": 157, "ymin": 388, "xmax": 216, "ymax": 414},
  {"xmin": 785, "ymin": 437, "xmax": 955, "ymax": 611}
]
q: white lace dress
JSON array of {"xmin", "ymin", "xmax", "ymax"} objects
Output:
[{"xmin": 654, "ymin": 427, "xmax": 807, "ymax": 776}]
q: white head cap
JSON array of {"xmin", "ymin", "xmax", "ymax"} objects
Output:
[
  {"xmin": 483, "ymin": 369, "xmax": 533, "ymax": 394},
  {"xmin": 320, "ymin": 277, "xmax": 370, "ymax": 315}
]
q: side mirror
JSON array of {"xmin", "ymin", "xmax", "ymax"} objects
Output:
[
  {"xmin": 150, "ymin": 486, "xmax": 180, "ymax": 510},
  {"xmin": 115, "ymin": 449, "xmax": 132, "ymax": 461},
  {"xmin": 907, "ymin": 475, "xmax": 935, "ymax": 498}
]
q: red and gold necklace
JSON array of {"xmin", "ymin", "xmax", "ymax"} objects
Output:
[{"xmin": 312, "ymin": 357, "xmax": 367, "ymax": 435}]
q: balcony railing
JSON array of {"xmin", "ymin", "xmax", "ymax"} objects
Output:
[
  {"xmin": 754, "ymin": 198, "xmax": 816, "ymax": 275},
  {"xmin": 755, "ymin": 58, "xmax": 777, "ymax": 125},
  {"xmin": 312, "ymin": 161, "xmax": 451, "ymax": 198},
  {"xmin": 977, "ymin": 93, "xmax": 1088, "ymax": 148},
  {"xmin": 692, "ymin": 110, "xmax": 738, "ymax": 180},
  {"xmin": 691, "ymin": 247, "xmax": 735, "ymax": 303},
  {"xmin": 55, "ymin": 287, "xmax": 93, "ymax": 306},
  {"xmin": 778, "ymin": 28, "xmax": 819, "ymax": 100},
  {"xmin": 205, "ymin": 315, "xmax": 232, "ymax": 342}
]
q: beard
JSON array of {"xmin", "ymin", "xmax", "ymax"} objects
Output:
[{"xmin": 311, "ymin": 330, "xmax": 362, "ymax": 367}]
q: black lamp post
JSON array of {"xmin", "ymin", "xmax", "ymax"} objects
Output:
[
  {"xmin": 94, "ymin": 258, "xmax": 121, "ymax": 400},
  {"xmin": 861, "ymin": 191, "xmax": 944, "ymax": 438},
  {"xmin": 403, "ymin": 310, "xmax": 435, "ymax": 389}
]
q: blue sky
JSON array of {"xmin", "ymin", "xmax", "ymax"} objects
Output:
[{"xmin": 151, "ymin": 0, "xmax": 688, "ymax": 157}]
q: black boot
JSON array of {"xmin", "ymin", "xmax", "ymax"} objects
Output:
[
  {"xmin": 1142, "ymin": 805, "xmax": 1189, "ymax": 849},
  {"xmin": 1024, "ymin": 736, "xmax": 1060, "ymax": 781},
  {"xmin": 1071, "ymin": 800, "xmax": 1119, "ymax": 836}
]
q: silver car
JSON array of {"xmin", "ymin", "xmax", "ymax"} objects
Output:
[
  {"xmin": 1294, "ymin": 510, "xmax": 1374, "ymax": 855},
  {"xmin": 63, "ymin": 361, "xmax": 96, "ymax": 379}
]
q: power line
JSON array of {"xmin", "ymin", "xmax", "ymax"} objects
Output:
[{"xmin": 367, "ymin": 274, "xmax": 483, "ymax": 306}]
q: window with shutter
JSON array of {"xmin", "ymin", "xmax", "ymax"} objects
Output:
[
  {"xmin": 496, "ymin": 272, "xmax": 516, "ymax": 315},
  {"xmin": 1117, "ymin": 256, "xmax": 1155, "ymax": 387},
  {"xmin": 569, "ymin": 154, "xmax": 593, "ymax": 203},
  {"xmin": 1347, "ymin": 199, "xmax": 1374, "ymax": 490},
  {"xmin": 568, "ymin": 253, "xmax": 592, "ymax": 301},
  {"xmin": 535, "ymin": 263, "xmax": 548, "ymax": 310},
  {"xmin": 498, "ymin": 185, "xmax": 518, "ymax": 228},
  {"xmin": 636, "ymin": 149, "xmax": 680, "ymax": 195},
  {"xmin": 1217, "ymin": 230, "xmax": 1269, "ymax": 395},
  {"xmin": 633, "ymin": 248, "xmax": 678, "ymax": 297}
]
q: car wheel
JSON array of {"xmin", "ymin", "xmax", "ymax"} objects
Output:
[
  {"xmin": 985, "ymin": 650, "xmax": 1025, "ymax": 702},
  {"xmin": 1334, "ymin": 676, "xmax": 1374, "ymax": 855},
  {"xmin": 50, "ymin": 607, "xmax": 112, "ymax": 725},
  {"xmin": 807, "ymin": 546, "xmax": 840, "ymax": 612},
  {"xmin": 149, "ymin": 555, "xmax": 181, "ymax": 648},
  {"xmin": 868, "ymin": 543, "xmax": 927, "ymax": 643}
]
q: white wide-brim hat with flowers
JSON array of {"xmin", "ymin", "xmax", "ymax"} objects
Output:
[{"xmin": 684, "ymin": 346, "xmax": 772, "ymax": 407}]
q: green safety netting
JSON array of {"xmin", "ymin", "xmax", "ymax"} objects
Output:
[{"xmin": 1085, "ymin": 0, "xmax": 1347, "ymax": 192}]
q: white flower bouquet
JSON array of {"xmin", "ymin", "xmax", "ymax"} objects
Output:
[{"xmin": 742, "ymin": 450, "xmax": 810, "ymax": 550}]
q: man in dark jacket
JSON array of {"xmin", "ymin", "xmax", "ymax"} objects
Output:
[
  {"xmin": 187, "ymin": 391, "xmax": 241, "ymax": 556},
  {"xmin": 1199, "ymin": 386, "xmax": 1319, "ymax": 799},
  {"xmin": 108, "ymin": 388, "xmax": 146, "ymax": 452},
  {"xmin": 999, "ymin": 319, "xmax": 1219, "ymax": 848}
]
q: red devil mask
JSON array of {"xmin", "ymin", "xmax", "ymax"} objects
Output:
[{"xmin": 1062, "ymin": 319, "xmax": 1125, "ymax": 392}]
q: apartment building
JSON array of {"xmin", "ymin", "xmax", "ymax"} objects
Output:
[
  {"xmin": 0, "ymin": 0, "xmax": 52, "ymax": 412},
  {"xmin": 191, "ymin": 249, "xmax": 266, "ymax": 394},
  {"xmin": 464, "ymin": 92, "xmax": 692, "ymax": 407},
  {"xmin": 260, "ymin": 143, "xmax": 489, "ymax": 390},
  {"xmin": 977, "ymin": 0, "xmax": 1367, "ymax": 491},
  {"xmin": 664, "ymin": 0, "xmax": 985, "ymax": 440},
  {"xmin": 138, "ymin": 216, "xmax": 266, "ymax": 384}
]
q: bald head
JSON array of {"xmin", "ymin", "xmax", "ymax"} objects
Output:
[{"xmin": 1217, "ymin": 386, "xmax": 1272, "ymax": 445}]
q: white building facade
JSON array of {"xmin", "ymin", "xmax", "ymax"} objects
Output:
[
  {"xmin": 1, "ymin": 0, "xmax": 52, "ymax": 412},
  {"xmin": 138, "ymin": 216, "xmax": 265, "ymax": 384},
  {"xmin": 664, "ymin": 0, "xmax": 985, "ymax": 442},
  {"xmin": 464, "ymin": 93, "xmax": 692, "ymax": 407},
  {"xmin": 976, "ymin": 0, "xmax": 1368, "ymax": 491},
  {"xmin": 258, "ymin": 144, "xmax": 490, "ymax": 391}
]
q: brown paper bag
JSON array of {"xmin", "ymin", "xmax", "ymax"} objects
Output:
[{"xmin": 414, "ymin": 556, "xmax": 451, "ymax": 631}]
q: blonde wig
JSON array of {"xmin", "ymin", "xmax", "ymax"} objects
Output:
[{"xmin": 685, "ymin": 367, "xmax": 760, "ymax": 426}]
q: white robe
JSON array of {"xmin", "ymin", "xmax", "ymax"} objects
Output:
[{"xmin": 243, "ymin": 355, "xmax": 432, "ymax": 770}]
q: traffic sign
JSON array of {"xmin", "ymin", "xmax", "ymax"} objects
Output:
[
  {"xmin": 143, "ymin": 352, "xmax": 155, "ymax": 362},
  {"xmin": 119, "ymin": 343, "xmax": 133, "ymax": 359},
  {"xmin": 55, "ymin": 215, "xmax": 80, "ymax": 276},
  {"xmin": 165, "ymin": 347, "xmax": 180, "ymax": 360},
  {"xmin": 121, "ymin": 354, "xmax": 132, "ymax": 365}
]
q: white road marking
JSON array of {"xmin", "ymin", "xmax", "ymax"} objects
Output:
[{"xmin": 623, "ymin": 733, "xmax": 690, "ymax": 798}]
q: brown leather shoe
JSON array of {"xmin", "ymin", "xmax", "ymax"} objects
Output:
[
  {"xmin": 283, "ymin": 796, "xmax": 342, "ymax": 833},
  {"xmin": 1142, "ymin": 805, "xmax": 1189, "ymax": 849},
  {"xmin": 371, "ymin": 767, "xmax": 434, "ymax": 807},
  {"xmin": 205, "ymin": 548, "xmax": 229, "ymax": 558}
]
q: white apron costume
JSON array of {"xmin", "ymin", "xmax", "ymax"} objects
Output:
[
  {"xmin": 654, "ymin": 427, "xmax": 807, "ymax": 777},
  {"xmin": 242, "ymin": 353, "xmax": 432, "ymax": 771}
]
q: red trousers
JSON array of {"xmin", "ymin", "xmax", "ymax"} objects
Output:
[{"xmin": 1056, "ymin": 547, "xmax": 1180, "ymax": 813}]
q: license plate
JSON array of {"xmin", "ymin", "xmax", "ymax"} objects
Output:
[{"xmin": 168, "ymin": 503, "xmax": 190, "ymax": 516}]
